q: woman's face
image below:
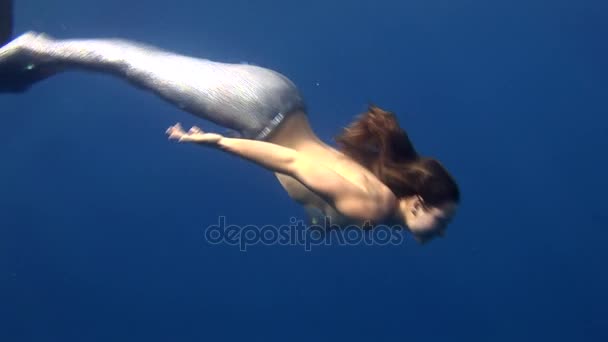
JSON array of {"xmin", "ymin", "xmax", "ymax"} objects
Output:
[{"xmin": 399, "ymin": 197, "xmax": 457, "ymax": 244}]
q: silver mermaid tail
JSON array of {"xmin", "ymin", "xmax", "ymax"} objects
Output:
[{"xmin": 0, "ymin": 29, "xmax": 306, "ymax": 140}]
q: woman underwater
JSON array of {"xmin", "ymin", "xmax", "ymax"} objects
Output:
[{"xmin": 0, "ymin": 2, "xmax": 459, "ymax": 244}]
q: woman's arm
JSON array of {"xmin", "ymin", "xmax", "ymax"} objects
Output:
[{"xmin": 166, "ymin": 124, "xmax": 392, "ymax": 222}]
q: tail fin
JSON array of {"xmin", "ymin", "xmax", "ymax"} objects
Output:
[{"xmin": 0, "ymin": 0, "xmax": 13, "ymax": 45}]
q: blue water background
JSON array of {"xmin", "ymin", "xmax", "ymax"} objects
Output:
[{"xmin": 1, "ymin": 0, "xmax": 607, "ymax": 341}]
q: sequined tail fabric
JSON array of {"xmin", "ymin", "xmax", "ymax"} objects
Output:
[{"xmin": 0, "ymin": 31, "xmax": 306, "ymax": 140}]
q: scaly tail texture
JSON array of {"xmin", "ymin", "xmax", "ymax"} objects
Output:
[
  {"xmin": 0, "ymin": 0, "xmax": 13, "ymax": 45},
  {"xmin": 0, "ymin": 27, "xmax": 306, "ymax": 140}
]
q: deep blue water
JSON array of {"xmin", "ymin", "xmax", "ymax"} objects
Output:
[{"xmin": 1, "ymin": 0, "xmax": 607, "ymax": 341}]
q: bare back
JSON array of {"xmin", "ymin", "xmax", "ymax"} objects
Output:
[{"xmin": 268, "ymin": 110, "xmax": 387, "ymax": 225}]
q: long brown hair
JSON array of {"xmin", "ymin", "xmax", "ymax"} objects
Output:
[{"xmin": 335, "ymin": 105, "xmax": 460, "ymax": 207}]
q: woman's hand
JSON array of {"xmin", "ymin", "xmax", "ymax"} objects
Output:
[{"xmin": 166, "ymin": 123, "xmax": 223, "ymax": 145}]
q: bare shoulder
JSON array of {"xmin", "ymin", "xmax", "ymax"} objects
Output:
[{"xmin": 361, "ymin": 174, "xmax": 398, "ymax": 220}]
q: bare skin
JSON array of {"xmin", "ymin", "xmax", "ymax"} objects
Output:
[
  {"xmin": 267, "ymin": 111, "xmax": 393, "ymax": 226},
  {"xmin": 166, "ymin": 110, "xmax": 456, "ymax": 242},
  {"xmin": 0, "ymin": 26, "xmax": 454, "ymax": 242},
  {"xmin": 166, "ymin": 115, "xmax": 396, "ymax": 224}
]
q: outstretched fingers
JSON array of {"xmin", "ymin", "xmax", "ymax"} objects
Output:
[
  {"xmin": 166, "ymin": 123, "xmax": 222, "ymax": 145},
  {"xmin": 188, "ymin": 126, "xmax": 202, "ymax": 134},
  {"xmin": 166, "ymin": 123, "xmax": 186, "ymax": 141}
]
